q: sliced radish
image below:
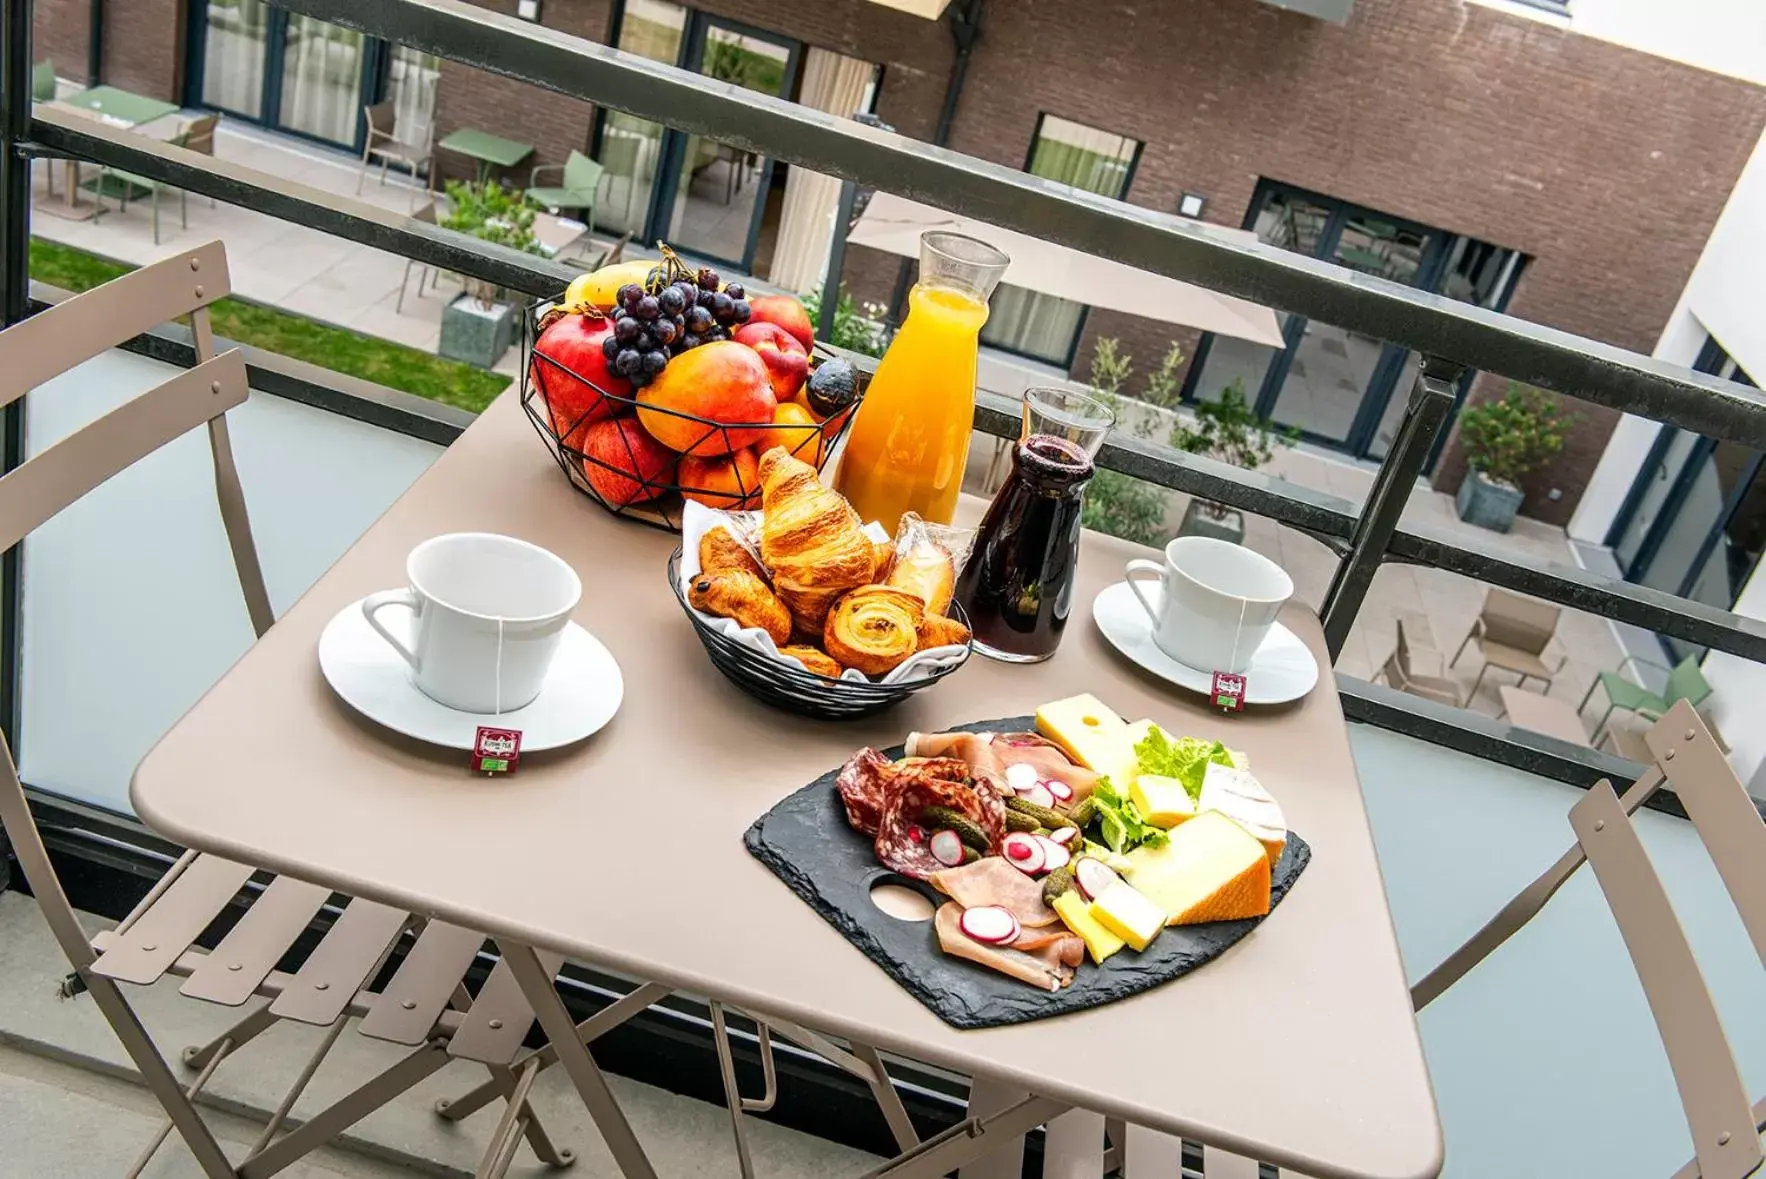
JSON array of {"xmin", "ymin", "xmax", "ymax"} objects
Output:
[
  {"xmin": 960, "ymin": 906, "xmax": 1021, "ymax": 945},
  {"xmin": 1035, "ymin": 836, "xmax": 1072, "ymax": 872},
  {"xmin": 1075, "ymin": 858, "xmax": 1121, "ymax": 902},
  {"xmin": 1002, "ymin": 832, "xmax": 1046, "ymax": 874},
  {"xmin": 1043, "ymin": 779, "xmax": 1074, "ymax": 803},
  {"xmin": 908, "ymin": 825, "xmax": 926, "ymax": 844},
  {"xmin": 1002, "ymin": 762, "xmax": 1039, "ymax": 792},
  {"xmin": 929, "ymin": 829, "xmax": 965, "ymax": 867},
  {"xmin": 1017, "ymin": 782, "xmax": 1055, "ymax": 809},
  {"xmin": 1048, "ymin": 826, "xmax": 1079, "ymax": 846}
]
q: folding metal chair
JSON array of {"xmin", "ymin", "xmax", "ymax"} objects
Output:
[
  {"xmin": 0, "ymin": 242, "xmax": 583, "ymax": 1178},
  {"xmin": 1452, "ymin": 587, "xmax": 1566, "ymax": 699},
  {"xmin": 1412, "ymin": 700, "xmax": 1765, "ymax": 1177}
]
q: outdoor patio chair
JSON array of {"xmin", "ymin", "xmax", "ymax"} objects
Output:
[
  {"xmin": 597, "ymin": 132, "xmax": 645, "ymax": 230},
  {"xmin": 358, "ymin": 99, "xmax": 433, "ymax": 203},
  {"xmin": 34, "ymin": 59, "xmax": 57, "ymax": 196},
  {"xmin": 1451, "ymin": 587, "xmax": 1565, "ymax": 702},
  {"xmin": 1375, "ymin": 613, "xmax": 1462, "ymax": 707},
  {"xmin": 91, "ymin": 115, "xmax": 218, "ymax": 245},
  {"xmin": 1410, "ymin": 701, "xmax": 1764, "ymax": 1178},
  {"xmin": 527, "ymin": 149, "xmax": 605, "ymax": 221},
  {"xmin": 0, "ymin": 242, "xmax": 583, "ymax": 1179},
  {"xmin": 1579, "ymin": 653, "xmax": 1714, "ymax": 743}
]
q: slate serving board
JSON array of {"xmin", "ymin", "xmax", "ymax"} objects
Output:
[{"xmin": 744, "ymin": 717, "xmax": 1311, "ymax": 1029}]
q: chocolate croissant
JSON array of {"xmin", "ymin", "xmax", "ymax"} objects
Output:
[
  {"xmin": 824, "ymin": 585, "xmax": 925, "ymax": 677},
  {"xmin": 699, "ymin": 525, "xmax": 766, "ymax": 582},
  {"xmin": 687, "ymin": 570, "xmax": 792, "ymax": 646},
  {"xmin": 757, "ymin": 447, "xmax": 876, "ymax": 636},
  {"xmin": 916, "ymin": 612, "xmax": 972, "ymax": 651}
]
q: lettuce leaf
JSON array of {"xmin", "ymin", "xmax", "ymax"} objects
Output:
[
  {"xmin": 1089, "ymin": 774, "xmax": 1168, "ymax": 853},
  {"xmin": 1134, "ymin": 725, "xmax": 1245, "ymax": 801}
]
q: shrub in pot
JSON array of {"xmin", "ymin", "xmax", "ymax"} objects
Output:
[
  {"xmin": 1169, "ymin": 376, "xmax": 1292, "ymax": 545},
  {"xmin": 437, "ymin": 180, "xmax": 548, "ymax": 368},
  {"xmin": 1453, "ymin": 382, "xmax": 1571, "ymax": 532}
]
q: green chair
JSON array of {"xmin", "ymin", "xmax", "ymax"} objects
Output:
[
  {"xmin": 1578, "ymin": 653, "xmax": 1713, "ymax": 741},
  {"xmin": 526, "ymin": 150, "xmax": 604, "ymax": 220},
  {"xmin": 95, "ymin": 115, "xmax": 218, "ymax": 244},
  {"xmin": 32, "ymin": 59, "xmax": 56, "ymax": 102}
]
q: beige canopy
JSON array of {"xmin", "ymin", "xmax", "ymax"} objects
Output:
[{"xmin": 847, "ymin": 191, "xmax": 1288, "ymax": 348}]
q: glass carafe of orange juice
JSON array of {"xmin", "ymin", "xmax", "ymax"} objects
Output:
[{"xmin": 833, "ymin": 231, "xmax": 1010, "ymax": 533}]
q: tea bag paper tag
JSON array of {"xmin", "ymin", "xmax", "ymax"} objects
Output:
[
  {"xmin": 1210, "ymin": 671, "xmax": 1247, "ymax": 713},
  {"xmin": 472, "ymin": 726, "xmax": 522, "ymax": 774}
]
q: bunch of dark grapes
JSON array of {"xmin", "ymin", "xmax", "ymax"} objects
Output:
[{"xmin": 600, "ymin": 267, "xmax": 753, "ymax": 385}]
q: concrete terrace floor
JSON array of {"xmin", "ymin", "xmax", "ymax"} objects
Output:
[{"xmin": 30, "ymin": 115, "xmax": 1627, "ymax": 736}]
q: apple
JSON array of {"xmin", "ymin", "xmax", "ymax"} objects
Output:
[
  {"xmin": 746, "ymin": 294, "xmax": 814, "ymax": 351},
  {"xmin": 734, "ymin": 321, "xmax": 811, "ymax": 402},
  {"xmin": 636, "ymin": 341, "xmax": 777, "ymax": 456},
  {"xmin": 531, "ymin": 313, "xmax": 632, "ymax": 449},
  {"xmin": 580, "ymin": 416, "xmax": 677, "ymax": 507},
  {"xmin": 679, "ymin": 447, "xmax": 762, "ymax": 509}
]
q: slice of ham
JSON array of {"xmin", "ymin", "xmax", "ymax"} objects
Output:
[
  {"xmin": 907, "ymin": 730, "xmax": 1101, "ymax": 808},
  {"xmin": 1010, "ymin": 926, "xmax": 1086, "ymax": 966},
  {"xmin": 930, "ymin": 856, "xmax": 1059, "ymax": 928},
  {"xmin": 877, "ymin": 777, "xmax": 1006, "ymax": 881},
  {"xmin": 935, "ymin": 903, "xmax": 1076, "ymax": 992},
  {"xmin": 836, "ymin": 748, "xmax": 894, "ymax": 836}
]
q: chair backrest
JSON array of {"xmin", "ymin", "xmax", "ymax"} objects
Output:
[
  {"xmin": 1663, "ymin": 655, "xmax": 1713, "ymax": 708},
  {"xmin": 598, "ymin": 134, "xmax": 643, "ymax": 177},
  {"xmin": 0, "ymin": 243, "xmax": 272, "ymax": 972},
  {"xmin": 1413, "ymin": 701, "xmax": 1764, "ymax": 1178},
  {"xmin": 180, "ymin": 113, "xmax": 219, "ymax": 157},
  {"xmin": 562, "ymin": 150, "xmax": 604, "ymax": 195},
  {"xmin": 364, "ymin": 99, "xmax": 396, "ymax": 138},
  {"xmin": 1394, "ymin": 612, "xmax": 1443, "ymax": 677},
  {"xmin": 32, "ymin": 59, "xmax": 56, "ymax": 102},
  {"xmin": 1480, "ymin": 588, "xmax": 1559, "ymax": 653}
]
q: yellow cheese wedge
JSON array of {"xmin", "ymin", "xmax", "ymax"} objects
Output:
[
  {"xmin": 1123, "ymin": 811, "xmax": 1271, "ymax": 926},
  {"xmin": 1199, "ymin": 763, "xmax": 1287, "ymax": 865},
  {"xmin": 1128, "ymin": 774, "xmax": 1198, "ymax": 829},
  {"xmin": 1035, "ymin": 694, "xmax": 1139, "ymax": 787},
  {"xmin": 1052, "ymin": 891, "xmax": 1125, "ymax": 964},
  {"xmin": 1087, "ymin": 881, "xmax": 1166, "ymax": 952}
]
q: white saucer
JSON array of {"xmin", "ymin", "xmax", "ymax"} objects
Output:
[
  {"xmin": 318, "ymin": 598, "xmax": 623, "ymax": 751},
  {"xmin": 1091, "ymin": 581, "xmax": 1320, "ymax": 705}
]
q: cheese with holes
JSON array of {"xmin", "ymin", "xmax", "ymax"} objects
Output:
[
  {"xmin": 1199, "ymin": 763, "xmax": 1287, "ymax": 865},
  {"xmin": 1123, "ymin": 811, "xmax": 1271, "ymax": 926},
  {"xmin": 1087, "ymin": 881, "xmax": 1166, "ymax": 952},
  {"xmin": 1035, "ymin": 695, "xmax": 1139, "ymax": 787},
  {"xmin": 1128, "ymin": 774, "xmax": 1198, "ymax": 829},
  {"xmin": 1052, "ymin": 891, "xmax": 1125, "ymax": 964}
]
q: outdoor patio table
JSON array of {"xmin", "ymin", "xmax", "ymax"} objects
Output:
[
  {"xmin": 131, "ymin": 391, "xmax": 1443, "ymax": 1179},
  {"xmin": 38, "ymin": 86, "xmax": 180, "ymax": 221},
  {"xmin": 439, "ymin": 127, "xmax": 535, "ymax": 186},
  {"xmin": 1497, "ymin": 684, "xmax": 1591, "ymax": 746}
]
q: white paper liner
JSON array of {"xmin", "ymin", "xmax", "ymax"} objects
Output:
[{"xmin": 678, "ymin": 499, "xmax": 970, "ymax": 684}]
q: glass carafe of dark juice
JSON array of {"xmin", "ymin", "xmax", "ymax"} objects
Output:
[{"xmin": 955, "ymin": 387, "xmax": 1114, "ymax": 662}]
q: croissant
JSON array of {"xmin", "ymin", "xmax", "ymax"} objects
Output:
[
  {"xmin": 757, "ymin": 448, "xmax": 875, "ymax": 634},
  {"xmin": 916, "ymin": 612, "xmax": 972, "ymax": 651},
  {"xmin": 687, "ymin": 570, "xmax": 791, "ymax": 646},
  {"xmin": 699, "ymin": 525, "xmax": 766, "ymax": 582},
  {"xmin": 824, "ymin": 585, "xmax": 925, "ymax": 677},
  {"xmin": 779, "ymin": 645, "xmax": 843, "ymax": 678}
]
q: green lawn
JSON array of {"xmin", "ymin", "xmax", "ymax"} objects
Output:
[{"xmin": 29, "ymin": 238, "xmax": 511, "ymax": 414}]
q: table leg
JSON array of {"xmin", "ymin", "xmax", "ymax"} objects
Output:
[
  {"xmin": 957, "ymin": 1078, "xmax": 1030, "ymax": 1179},
  {"xmin": 497, "ymin": 940, "xmax": 658, "ymax": 1179}
]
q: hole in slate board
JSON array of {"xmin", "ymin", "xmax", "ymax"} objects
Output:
[{"xmin": 869, "ymin": 876, "xmax": 936, "ymax": 922}]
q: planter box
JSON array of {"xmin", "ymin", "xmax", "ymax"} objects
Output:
[
  {"xmin": 440, "ymin": 294, "xmax": 516, "ymax": 369},
  {"xmin": 1455, "ymin": 467, "xmax": 1524, "ymax": 532},
  {"xmin": 1178, "ymin": 500, "xmax": 1246, "ymax": 544}
]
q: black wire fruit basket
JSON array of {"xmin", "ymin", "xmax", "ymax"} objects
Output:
[
  {"xmin": 521, "ymin": 297, "xmax": 866, "ymax": 533},
  {"xmin": 667, "ymin": 549, "xmax": 971, "ymax": 720}
]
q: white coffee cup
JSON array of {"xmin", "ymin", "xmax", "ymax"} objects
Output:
[
  {"xmin": 1124, "ymin": 536, "xmax": 1293, "ymax": 673},
  {"xmin": 362, "ymin": 533, "xmax": 582, "ymax": 714}
]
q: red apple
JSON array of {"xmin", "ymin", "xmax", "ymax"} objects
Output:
[
  {"xmin": 746, "ymin": 294, "xmax": 814, "ymax": 351},
  {"xmin": 734, "ymin": 321, "xmax": 811, "ymax": 402},
  {"xmin": 580, "ymin": 416, "xmax": 677, "ymax": 507},
  {"xmin": 531, "ymin": 313, "xmax": 632, "ymax": 450}
]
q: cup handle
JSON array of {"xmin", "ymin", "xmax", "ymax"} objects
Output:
[
  {"xmin": 1124, "ymin": 559, "xmax": 1165, "ymax": 627},
  {"xmin": 361, "ymin": 589, "xmax": 420, "ymax": 670}
]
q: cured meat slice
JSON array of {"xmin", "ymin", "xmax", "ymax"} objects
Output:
[
  {"xmin": 934, "ymin": 903, "xmax": 1076, "ymax": 992},
  {"xmin": 836, "ymin": 748, "xmax": 893, "ymax": 836},
  {"xmin": 907, "ymin": 730, "xmax": 1101, "ymax": 807},
  {"xmin": 1009, "ymin": 926, "xmax": 1086, "ymax": 967},
  {"xmin": 929, "ymin": 856, "xmax": 1058, "ymax": 928},
  {"xmin": 877, "ymin": 776, "xmax": 1004, "ymax": 881}
]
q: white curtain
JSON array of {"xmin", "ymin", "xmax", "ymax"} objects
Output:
[
  {"xmin": 277, "ymin": 15, "xmax": 365, "ymax": 145},
  {"xmin": 767, "ymin": 48, "xmax": 875, "ymax": 294}
]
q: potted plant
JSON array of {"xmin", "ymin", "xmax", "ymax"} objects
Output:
[
  {"xmin": 1453, "ymin": 382, "xmax": 1570, "ymax": 532},
  {"xmin": 1171, "ymin": 377, "xmax": 1292, "ymax": 545},
  {"xmin": 437, "ymin": 180, "xmax": 549, "ymax": 368}
]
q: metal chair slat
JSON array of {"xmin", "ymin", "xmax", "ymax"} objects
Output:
[
  {"xmin": 91, "ymin": 855, "xmax": 255, "ymax": 985},
  {"xmin": 180, "ymin": 876, "xmax": 331, "ymax": 1006},
  {"xmin": 269, "ymin": 900, "xmax": 408, "ymax": 1025},
  {"xmin": 449, "ymin": 951, "xmax": 564, "ymax": 1066},
  {"xmin": 359, "ymin": 921, "xmax": 486, "ymax": 1045}
]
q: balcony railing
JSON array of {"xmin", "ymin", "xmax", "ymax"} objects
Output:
[{"xmin": 7, "ymin": 0, "xmax": 1766, "ymax": 829}]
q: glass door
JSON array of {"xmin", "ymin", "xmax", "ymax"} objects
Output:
[
  {"xmin": 197, "ymin": 0, "xmax": 269, "ymax": 119},
  {"xmin": 659, "ymin": 21, "xmax": 798, "ymax": 268},
  {"xmin": 276, "ymin": 14, "xmax": 367, "ymax": 144},
  {"xmin": 188, "ymin": 0, "xmax": 378, "ymax": 150},
  {"xmin": 593, "ymin": 0, "xmax": 688, "ymax": 237}
]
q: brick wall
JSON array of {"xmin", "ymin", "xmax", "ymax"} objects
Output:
[
  {"xmin": 33, "ymin": 0, "xmax": 88, "ymax": 84},
  {"xmin": 103, "ymin": 0, "xmax": 182, "ymax": 101}
]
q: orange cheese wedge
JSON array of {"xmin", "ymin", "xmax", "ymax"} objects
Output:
[{"xmin": 1123, "ymin": 811, "xmax": 1271, "ymax": 926}]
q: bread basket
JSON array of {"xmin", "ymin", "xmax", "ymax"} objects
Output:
[{"xmin": 667, "ymin": 548, "xmax": 971, "ymax": 720}]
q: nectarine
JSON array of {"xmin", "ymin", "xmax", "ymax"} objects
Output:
[
  {"xmin": 580, "ymin": 416, "xmax": 677, "ymax": 507},
  {"xmin": 679, "ymin": 447, "xmax": 762, "ymax": 509},
  {"xmin": 734, "ymin": 322, "xmax": 810, "ymax": 402},
  {"xmin": 768, "ymin": 402, "xmax": 825, "ymax": 465},
  {"xmin": 532, "ymin": 313, "xmax": 632, "ymax": 449},
  {"xmin": 637, "ymin": 341, "xmax": 776, "ymax": 457},
  {"xmin": 746, "ymin": 295, "xmax": 814, "ymax": 351}
]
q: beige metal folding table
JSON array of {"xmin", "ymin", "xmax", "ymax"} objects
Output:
[{"xmin": 132, "ymin": 391, "xmax": 1443, "ymax": 1179}]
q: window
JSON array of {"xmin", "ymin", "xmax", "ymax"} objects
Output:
[{"xmin": 979, "ymin": 115, "xmax": 1140, "ymax": 367}]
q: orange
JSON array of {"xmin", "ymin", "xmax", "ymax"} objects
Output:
[{"xmin": 769, "ymin": 401, "xmax": 826, "ymax": 465}]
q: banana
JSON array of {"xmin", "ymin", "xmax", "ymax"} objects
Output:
[{"xmin": 564, "ymin": 259, "xmax": 658, "ymax": 312}]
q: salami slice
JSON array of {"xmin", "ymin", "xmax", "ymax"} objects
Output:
[
  {"xmin": 835, "ymin": 748, "xmax": 893, "ymax": 836},
  {"xmin": 876, "ymin": 774, "xmax": 1010, "ymax": 879}
]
